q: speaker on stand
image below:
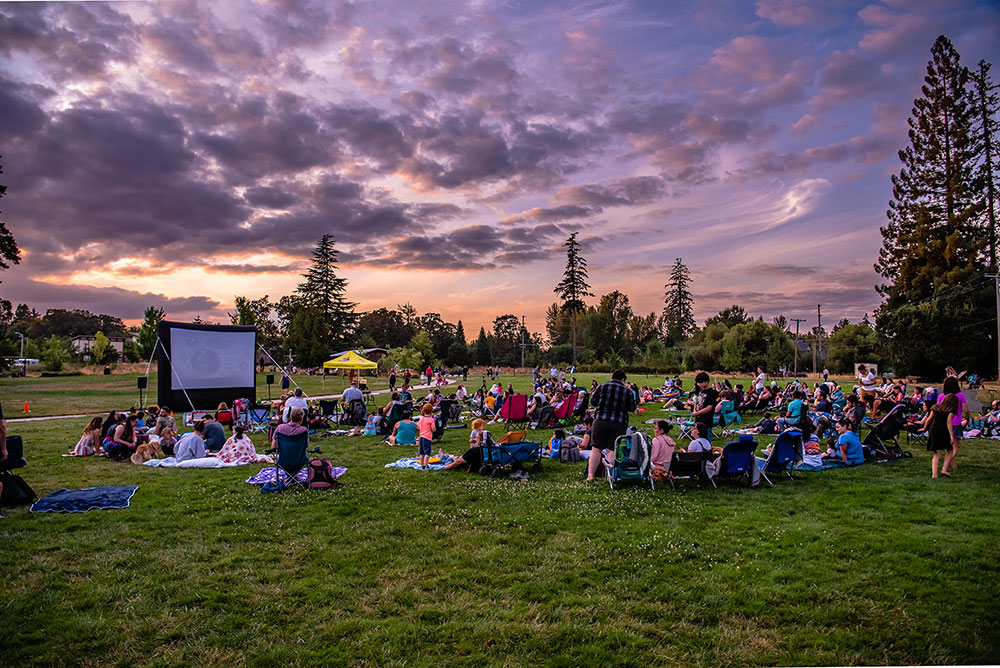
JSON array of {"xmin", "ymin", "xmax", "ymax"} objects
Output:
[
  {"xmin": 137, "ymin": 376, "xmax": 148, "ymax": 409},
  {"xmin": 266, "ymin": 374, "xmax": 274, "ymax": 402}
]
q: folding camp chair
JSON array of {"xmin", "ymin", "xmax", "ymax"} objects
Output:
[
  {"xmin": 716, "ymin": 435, "xmax": 759, "ymax": 487},
  {"xmin": 759, "ymin": 430, "xmax": 803, "ymax": 485},
  {"xmin": 668, "ymin": 451, "xmax": 716, "ymax": 489},
  {"xmin": 479, "ymin": 435, "xmax": 542, "ymax": 477},
  {"xmin": 603, "ymin": 431, "xmax": 654, "ymax": 490},
  {"xmin": 715, "ymin": 400, "xmax": 741, "ymax": 439},
  {"xmin": 274, "ymin": 431, "xmax": 310, "ymax": 491},
  {"xmin": 215, "ymin": 409, "xmax": 233, "ymax": 429},
  {"xmin": 319, "ymin": 399, "xmax": 341, "ymax": 425},
  {"xmin": 246, "ymin": 404, "xmax": 272, "ymax": 434},
  {"xmin": 553, "ymin": 393, "xmax": 578, "ymax": 426},
  {"xmin": 498, "ymin": 394, "xmax": 529, "ymax": 431}
]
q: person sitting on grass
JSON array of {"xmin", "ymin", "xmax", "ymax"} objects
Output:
[
  {"xmin": 202, "ymin": 414, "xmax": 226, "ymax": 453},
  {"xmin": 387, "ymin": 410, "xmax": 417, "ymax": 446},
  {"xmin": 544, "ymin": 429, "xmax": 565, "ymax": 458},
  {"xmin": 827, "ymin": 418, "xmax": 865, "ymax": 465},
  {"xmin": 71, "ymin": 417, "xmax": 104, "ymax": 456},
  {"xmin": 753, "ymin": 412, "xmax": 778, "ymax": 434},
  {"xmin": 174, "ymin": 420, "xmax": 208, "ymax": 463},
  {"xmin": 216, "ymin": 425, "xmax": 272, "ymax": 464},
  {"xmin": 107, "ymin": 414, "xmax": 140, "ymax": 461},
  {"xmin": 442, "ymin": 419, "xmax": 488, "ymax": 472},
  {"xmin": 151, "ymin": 406, "xmax": 176, "ymax": 436},
  {"xmin": 845, "ymin": 394, "xmax": 866, "ymax": 433},
  {"xmin": 158, "ymin": 425, "xmax": 178, "ymax": 456}
]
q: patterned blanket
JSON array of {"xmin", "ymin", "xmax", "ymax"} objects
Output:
[
  {"xmin": 385, "ymin": 455, "xmax": 455, "ymax": 470},
  {"xmin": 246, "ymin": 466, "xmax": 347, "ymax": 485}
]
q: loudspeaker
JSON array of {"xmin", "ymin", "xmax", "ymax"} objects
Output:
[
  {"xmin": 137, "ymin": 377, "xmax": 147, "ymax": 389},
  {"xmin": 266, "ymin": 374, "xmax": 275, "ymax": 385}
]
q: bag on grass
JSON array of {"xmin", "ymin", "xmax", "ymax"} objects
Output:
[
  {"xmin": 307, "ymin": 458, "xmax": 338, "ymax": 488},
  {"xmin": 0, "ymin": 471, "xmax": 36, "ymax": 506}
]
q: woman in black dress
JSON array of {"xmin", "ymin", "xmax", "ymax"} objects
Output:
[{"xmin": 927, "ymin": 393, "xmax": 957, "ymax": 478}]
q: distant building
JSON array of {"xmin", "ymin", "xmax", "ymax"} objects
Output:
[{"xmin": 71, "ymin": 334, "xmax": 129, "ymax": 354}]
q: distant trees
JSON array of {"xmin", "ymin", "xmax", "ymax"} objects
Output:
[
  {"xmin": 0, "ymin": 159, "xmax": 20, "ymax": 282},
  {"xmin": 826, "ymin": 323, "xmax": 880, "ymax": 374}
]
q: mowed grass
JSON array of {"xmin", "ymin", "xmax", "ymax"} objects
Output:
[{"xmin": 2, "ymin": 373, "xmax": 1000, "ymax": 666}]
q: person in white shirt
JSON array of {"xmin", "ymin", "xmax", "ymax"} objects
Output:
[
  {"xmin": 753, "ymin": 366, "xmax": 766, "ymax": 393},
  {"xmin": 685, "ymin": 423, "xmax": 714, "ymax": 454},
  {"xmin": 283, "ymin": 387, "xmax": 309, "ymax": 422},
  {"xmin": 342, "ymin": 382, "xmax": 364, "ymax": 403},
  {"xmin": 857, "ymin": 364, "xmax": 877, "ymax": 405}
]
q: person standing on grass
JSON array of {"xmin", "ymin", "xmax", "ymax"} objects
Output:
[
  {"xmin": 941, "ymin": 376, "xmax": 970, "ymax": 473},
  {"xmin": 857, "ymin": 364, "xmax": 877, "ymax": 406},
  {"xmin": 417, "ymin": 403, "xmax": 435, "ymax": 469},
  {"xmin": 691, "ymin": 372, "xmax": 719, "ymax": 442},
  {"xmin": 926, "ymin": 392, "xmax": 958, "ymax": 478},
  {"xmin": 586, "ymin": 370, "xmax": 637, "ymax": 482}
]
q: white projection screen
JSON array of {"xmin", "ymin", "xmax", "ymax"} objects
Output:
[{"xmin": 156, "ymin": 321, "xmax": 256, "ymax": 410}]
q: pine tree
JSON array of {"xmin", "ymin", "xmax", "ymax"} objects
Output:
[
  {"xmin": 296, "ymin": 234, "xmax": 358, "ymax": 350},
  {"xmin": 553, "ymin": 233, "xmax": 593, "ymax": 364},
  {"xmin": 875, "ymin": 35, "xmax": 995, "ymax": 377},
  {"xmin": 473, "ymin": 327, "xmax": 492, "ymax": 365},
  {"xmin": 137, "ymin": 306, "xmax": 165, "ymax": 360},
  {"xmin": 876, "ymin": 35, "xmax": 983, "ymax": 299},
  {"xmin": 973, "ymin": 59, "xmax": 999, "ymax": 268},
  {"xmin": 0, "ymin": 158, "xmax": 21, "ymax": 282},
  {"xmin": 662, "ymin": 258, "xmax": 695, "ymax": 345}
]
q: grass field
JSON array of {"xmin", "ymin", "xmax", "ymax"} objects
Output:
[{"xmin": 2, "ymin": 372, "xmax": 1000, "ymax": 666}]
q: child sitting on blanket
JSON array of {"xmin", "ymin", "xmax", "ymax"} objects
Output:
[{"xmin": 544, "ymin": 429, "xmax": 565, "ymax": 458}]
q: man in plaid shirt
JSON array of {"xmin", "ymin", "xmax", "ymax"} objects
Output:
[{"xmin": 586, "ymin": 370, "xmax": 637, "ymax": 481}]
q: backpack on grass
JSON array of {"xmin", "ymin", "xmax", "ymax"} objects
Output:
[
  {"xmin": 306, "ymin": 459, "xmax": 338, "ymax": 488},
  {"xmin": 0, "ymin": 472, "xmax": 36, "ymax": 506}
]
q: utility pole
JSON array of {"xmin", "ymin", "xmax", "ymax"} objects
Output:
[
  {"xmin": 520, "ymin": 315, "xmax": 526, "ymax": 370},
  {"xmin": 816, "ymin": 305, "xmax": 823, "ymax": 369},
  {"xmin": 988, "ymin": 274, "xmax": 1000, "ymax": 382},
  {"xmin": 791, "ymin": 318, "xmax": 806, "ymax": 376}
]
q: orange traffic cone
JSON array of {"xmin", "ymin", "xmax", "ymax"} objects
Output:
[{"xmin": 24, "ymin": 401, "xmax": 30, "ymax": 413}]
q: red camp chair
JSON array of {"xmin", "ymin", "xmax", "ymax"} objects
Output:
[
  {"xmin": 553, "ymin": 393, "xmax": 577, "ymax": 426},
  {"xmin": 498, "ymin": 393, "xmax": 529, "ymax": 431}
]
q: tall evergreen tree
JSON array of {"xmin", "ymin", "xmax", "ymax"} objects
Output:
[
  {"xmin": 137, "ymin": 306, "xmax": 165, "ymax": 360},
  {"xmin": 973, "ymin": 59, "xmax": 999, "ymax": 268},
  {"xmin": 296, "ymin": 234, "xmax": 358, "ymax": 350},
  {"xmin": 663, "ymin": 258, "xmax": 695, "ymax": 345},
  {"xmin": 875, "ymin": 35, "xmax": 994, "ymax": 376},
  {"xmin": 473, "ymin": 327, "xmax": 492, "ymax": 365},
  {"xmin": 553, "ymin": 233, "xmax": 593, "ymax": 363},
  {"xmin": 0, "ymin": 158, "xmax": 21, "ymax": 282}
]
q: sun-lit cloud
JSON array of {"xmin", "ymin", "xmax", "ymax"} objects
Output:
[{"xmin": 0, "ymin": 0, "xmax": 997, "ymax": 334}]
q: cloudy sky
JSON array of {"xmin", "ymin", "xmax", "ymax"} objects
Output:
[{"xmin": 1, "ymin": 0, "xmax": 998, "ymax": 338}]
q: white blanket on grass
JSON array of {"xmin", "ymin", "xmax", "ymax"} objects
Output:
[{"xmin": 143, "ymin": 456, "xmax": 242, "ymax": 468}]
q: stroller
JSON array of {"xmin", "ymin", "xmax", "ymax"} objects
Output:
[
  {"xmin": 602, "ymin": 429, "xmax": 654, "ymax": 490},
  {"xmin": 861, "ymin": 403, "xmax": 913, "ymax": 461}
]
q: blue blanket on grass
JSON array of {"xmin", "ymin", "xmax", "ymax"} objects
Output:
[
  {"xmin": 795, "ymin": 459, "xmax": 851, "ymax": 472},
  {"xmin": 30, "ymin": 485, "xmax": 138, "ymax": 513}
]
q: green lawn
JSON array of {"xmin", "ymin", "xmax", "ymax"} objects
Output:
[{"xmin": 2, "ymin": 373, "xmax": 999, "ymax": 666}]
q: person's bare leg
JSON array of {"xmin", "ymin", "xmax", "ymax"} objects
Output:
[
  {"xmin": 586, "ymin": 446, "xmax": 601, "ymax": 481},
  {"xmin": 441, "ymin": 456, "xmax": 466, "ymax": 470},
  {"xmin": 931, "ymin": 451, "xmax": 940, "ymax": 478}
]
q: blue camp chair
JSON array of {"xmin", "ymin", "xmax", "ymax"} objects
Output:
[
  {"xmin": 759, "ymin": 430, "xmax": 803, "ymax": 485},
  {"xmin": 717, "ymin": 434, "xmax": 758, "ymax": 487},
  {"xmin": 274, "ymin": 431, "xmax": 310, "ymax": 491},
  {"xmin": 602, "ymin": 431, "xmax": 654, "ymax": 490}
]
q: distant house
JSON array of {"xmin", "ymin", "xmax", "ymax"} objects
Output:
[
  {"xmin": 71, "ymin": 334, "xmax": 129, "ymax": 355},
  {"xmin": 330, "ymin": 348, "xmax": 388, "ymax": 363}
]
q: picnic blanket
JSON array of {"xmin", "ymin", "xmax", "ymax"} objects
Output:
[
  {"xmin": 795, "ymin": 457, "xmax": 851, "ymax": 472},
  {"xmin": 143, "ymin": 456, "xmax": 242, "ymax": 468},
  {"xmin": 31, "ymin": 485, "xmax": 138, "ymax": 513},
  {"xmin": 385, "ymin": 455, "xmax": 455, "ymax": 471},
  {"xmin": 245, "ymin": 466, "xmax": 347, "ymax": 485}
]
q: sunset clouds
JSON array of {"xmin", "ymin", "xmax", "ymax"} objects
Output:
[{"xmin": 1, "ymin": 0, "xmax": 997, "ymax": 336}]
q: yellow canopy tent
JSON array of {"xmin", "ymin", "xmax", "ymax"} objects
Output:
[{"xmin": 322, "ymin": 351, "xmax": 378, "ymax": 390}]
